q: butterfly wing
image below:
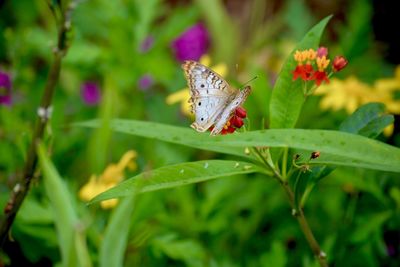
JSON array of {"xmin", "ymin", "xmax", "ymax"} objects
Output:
[
  {"xmin": 210, "ymin": 86, "xmax": 251, "ymax": 135},
  {"xmin": 182, "ymin": 61, "xmax": 236, "ymax": 97},
  {"xmin": 189, "ymin": 97, "xmax": 226, "ymax": 132},
  {"xmin": 182, "ymin": 61, "xmax": 234, "ymax": 132}
]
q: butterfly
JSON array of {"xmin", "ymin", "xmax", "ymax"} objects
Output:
[{"xmin": 182, "ymin": 61, "xmax": 251, "ymax": 135}]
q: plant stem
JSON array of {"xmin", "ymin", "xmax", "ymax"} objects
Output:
[
  {"xmin": 281, "ymin": 147, "xmax": 288, "ymax": 181},
  {"xmin": 281, "ymin": 183, "xmax": 328, "ymax": 267},
  {"xmin": 257, "ymin": 147, "xmax": 328, "ymax": 267},
  {"xmin": 0, "ymin": 2, "xmax": 74, "ymax": 249}
]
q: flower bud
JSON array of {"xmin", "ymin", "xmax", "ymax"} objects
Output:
[
  {"xmin": 231, "ymin": 116, "xmax": 244, "ymax": 128},
  {"xmin": 316, "ymin": 47, "xmax": 328, "ymax": 58},
  {"xmin": 310, "ymin": 151, "xmax": 320, "ymax": 159},
  {"xmin": 332, "ymin": 56, "xmax": 348, "ymax": 72},
  {"xmin": 235, "ymin": 107, "xmax": 247, "ymax": 118}
]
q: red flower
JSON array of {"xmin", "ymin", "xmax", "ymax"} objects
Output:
[
  {"xmin": 311, "ymin": 71, "xmax": 329, "ymax": 86},
  {"xmin": 332, "ymin": 56, "xmax": 348, "ymax": 72},
  {"xmin": 292, "ymin": 64, "xmax": 313, "ymax": 81}
]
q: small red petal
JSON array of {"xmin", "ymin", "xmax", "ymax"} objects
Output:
[
  {"xmin": 312, "ymin": 71, "xmax": 329, "ymax": 86},
  {"xmin": 235, "ymin": 107, "xmax": 247, "ymax": 118},
  {"xmin": 220, "ymin": 128, "xmax": 228, "ymax": 135},
  {"xmin": 293, "ymin": 64, "xmax": 314, "ymax": 81},
  {"xmin": 231, "ymin": 116, "xmax": 244, "ymax": 128},
  {"xmin": 227, "ymin": 126, "xmax": 236, "ymax": 133},
  {"xmin": 292, "ymin": 66, "xmax": 303, "ymax": 81}
]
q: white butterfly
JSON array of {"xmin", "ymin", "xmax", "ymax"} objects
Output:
[{"xmin": 182, "ymin": 61, "xmax": 251, "ymax": 135}]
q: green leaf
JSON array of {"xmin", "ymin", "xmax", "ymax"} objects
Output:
[
  {"xmin": 350, "ymin": 211, "xmax": 391, "ymax": 243},
  {"xmin": 212, "ymin": 129, "xmax": 400, "ymax": 173},
  {"xmin": 293, "ymin": 166, "xmax": 334, "ymax": 208},
  {"xmin": 152, "ymin": 234, "xmax": 206, "ymax": 266},
  {"xmin": 37, "ymin": 143, "xmax": 92, "ymax": 267},
  {"xmin": 99, "ymin": 192, "xmax": 140, "ymax": 267},
  {"xmin": 339, "ymin": 102, "xmax": 394, "ymax": 138},
  {"xmin": 77, "ymin": 119, "xmax": 400, "ymax": 173},
  {"xmin": 76, "ymin": 119, "xmax": 252, "ymax": 159},
  {"xmin": 89, "ymin": 160, "xmax": 261, "ymax": 204},
  {"xmin": 269, "ymin": 15, "xmax": 332, "ymax": 129}
]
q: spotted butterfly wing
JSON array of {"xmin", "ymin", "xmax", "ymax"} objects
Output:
[{"xmin": 182, "ymin": 61, "xmax": 251, "ymax": 135}]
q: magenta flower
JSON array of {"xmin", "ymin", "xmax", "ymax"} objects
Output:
[
  {"xmin": 137, "ymin": 74, "xmax": 154, "ymax": 91},
  {"xmin": 81, "ymin": 82, "xmax": 101, "ymax": 105},
  {"xmin": 171, "ymin": 23, "xmax": 210, "ymax": 62},
  {"xmin": 139, "ymin": 35, "xmax": 154, "ymax": 53},
  {"xmin": 0, "ymin": 71, "xmax": 12, "ymax": 106}
]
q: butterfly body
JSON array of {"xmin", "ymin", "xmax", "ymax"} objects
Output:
[{"xmin": 182, "ymin": 60, "xmax": 251, "ymax": 135}]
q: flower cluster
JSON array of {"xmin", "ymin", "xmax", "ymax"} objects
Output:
[
  {"xmin": 79, "ymin": 150, "xmax": 137, "ymax": 209},
  {"xmin": 292, "ymin": 47, "xmax": 348, "ymax": 87},
  {"xmin": 209, "ymin": 107, "xmax": 247, "ymax": 135}
]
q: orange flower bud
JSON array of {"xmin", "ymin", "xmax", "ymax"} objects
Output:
[
  {"xmin": 332, "ymin": 56, "xmax": 348, "ymax": 72},
  {"xmin": 310, "ymin": 151, "xmax": 320, "ymax": 159}
]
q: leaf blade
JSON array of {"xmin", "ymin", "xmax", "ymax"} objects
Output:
[
  {"xmin": 76, "ymin": 119, "xmax": 251, "ymax": 159},
  {"xmin": 37, "ymin": 143, "xmax": 92, "ymax": 267},
  {"xmin": 89, "ymin": 160, "xmax": 262, "ymax": 204},
  {"xmin": 77, "ymin": 120, "xmax": 400, "ymax": 173}
]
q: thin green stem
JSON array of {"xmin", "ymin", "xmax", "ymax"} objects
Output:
[
  {"xmin": 255, "ymin": 146, "xmax": 328, "ymax": 267},
  {"xmin": 281, "ymin": 147, "xmax": 289, "ymax": 181},
  {"xmin": 0, "ymin": 2, "xmax": 75, "ymax": 249}
]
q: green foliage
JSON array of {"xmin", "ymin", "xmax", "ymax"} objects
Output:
[
  {"xmin": 37, "ymin": 143, "xmax": 91, "ymax": 267},
  {"xmin": 90, "ymin": 160, "xmax": 262, "ymax": 204},
  {"xmin": 1, "ymin": 1, "xmax": 400, "ymax": 267},
  {"xmin": 79, "ymin": 119, "xmax": 400, "ymax": 172},
  {"xmin": 99, "ymin": 194, "xmax": 137, "ymax": 267},
  {"xmin": 339, "ymin": 102, "xmax": 394, "ymax": 138}
]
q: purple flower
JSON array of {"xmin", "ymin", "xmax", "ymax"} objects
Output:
[
  {"xmin": 81, "ymin": 82, "xmax": 101, "ymax": 105},
  {"xmin": 171, "ymin": 23, "xmax": 210, "ymax": 62},
  {"xmin": 139, "ymin": 35, "xmax": 154, "ymax": 53},
  {"xmin": 137, "ymin": 74, "xmax": 154, "ymax": 91},
  {"xmin": 0, "ymin": 71, "xmax": 12, "ymax": 106}
]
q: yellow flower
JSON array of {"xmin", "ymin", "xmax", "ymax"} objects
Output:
[
  {"xmin": 315, "ymin": 76, "xmax": 371, "ymax": 113},
  {"xmin": 294, "ymin": 50, "xmax": 308, "ymax": 63},
  {"xmin": 316, "ymin": 67, "xmax": 400, "ymax": 136},
  {"xmin": 316, "ymin": 56, "xmax": 330, "ymax": 71},
  {"xmin": 166, "ymin": 55, "xmax": 228, "ymax": 116},
  {"xmin": 79, "ymin": 150, "xmax": 137, "ymax": 209},
  {"xmin": 306, "ymin": 49, "xmax": 317, "ymax": 61}
]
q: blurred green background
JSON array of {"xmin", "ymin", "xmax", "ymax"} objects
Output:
[{"xmin": 0, "ymin": 0, "xmax": 399, "ymax": 266}]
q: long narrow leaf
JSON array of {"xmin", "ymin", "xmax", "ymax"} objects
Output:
[
  {"xmin": 100, "ymin": 193, "xmax": 139, "ymax": 267},
  {"xmin": 89, "ymin": 160, "xmax": 262, "ymax": 204},
  {"xmin": 37, "ymin": 143, "xmax": 91, "ymax": 267},
  {"xmin": 77, "ymin": 119, "xmax": 400, "ymax": 173},
  {"xmin": 76, "ymin": 119, "xmax": 251, "ymax": 159}
]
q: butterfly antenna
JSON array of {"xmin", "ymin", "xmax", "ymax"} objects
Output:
[{"xmin": 239, "ymin": 76, "xmax": 258, "ymax": 89}]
